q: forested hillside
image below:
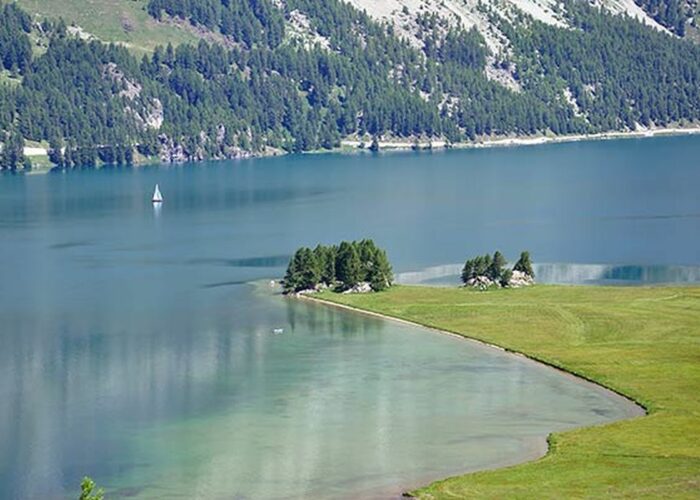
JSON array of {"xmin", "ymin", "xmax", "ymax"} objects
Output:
[{"xmin": 1, "ymin": 0, "xmax": 699, "ymax": 171}]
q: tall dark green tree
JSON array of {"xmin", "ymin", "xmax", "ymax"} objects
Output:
[
  {"xmin": 313, "ymin": 244, "xmax": 337, "ymax": 285},
  {"xmin": 487, "ymin": 251, "xmax": 507, "ymax": 281},
  {"xmin": 0, "ymin": 130, "xmax": 27, "ymax": 171},
  {"xmin": 513, "ymin": 251, "xmax": 534, "ymax": 277},
  {"xmin": 335, "ymin": 241, "xmax": 362, "ymax": 289},
  {"xmin": 367, "ymin": 247, "xmax": 393, "ymax": 291},
  {"xmin": 283, "ymin": 249, "xmax": 304, "ymax": 293},
  {"xmin": 283, "ymin": 247, "xmax": 320, "ymax": 292},
  {"xmin": 47, "ymin": 137, "xmax": 64, "ymax": 168}
]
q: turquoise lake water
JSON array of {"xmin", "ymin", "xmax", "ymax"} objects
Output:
[{"xmin": 2, "ymin": 135, "xmax": 699, "ymax": 498}]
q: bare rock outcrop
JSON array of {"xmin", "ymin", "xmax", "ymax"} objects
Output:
[{"xmin": 509, "ymin": 270, "xmax": 535, "ymax": 288}]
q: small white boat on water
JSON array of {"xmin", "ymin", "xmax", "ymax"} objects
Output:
[
  {"xmin": 152, "ymin": 184, "xmax": 163, "ymax": 203},
  {"xmin": 273, "ymin": 328, "xmax": 284, "ymax": 335}
]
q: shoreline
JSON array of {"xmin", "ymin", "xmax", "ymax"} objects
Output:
[
  {"xmin": 296, "ymin": 291, "xmax": 646, "ymax": 496},
  {"xmin": 340, "ymin": 124, "xmax": 700, "ymax": 152},
  {"xmin": 297, "ymin": 293, "xmax": 645, "ymax": 413},
  {"xmin": 15, "ymin": 124, "xmax": 700, "ymax": 175}
]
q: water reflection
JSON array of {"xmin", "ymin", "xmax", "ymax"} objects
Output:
[
  {"xmin": 187, "ymin": 255, "xmax": 291, "ymax": 268},
  {"xmin": 0, "ymin": 287, "xmax": 640, "ymax": 499}
]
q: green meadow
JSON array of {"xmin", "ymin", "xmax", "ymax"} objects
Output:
[
  {"xmin": 317, "ymin": 285, "xmax": 700, "ymax": 498},
  {"xmin": 15, "ymin": 0, "xmax": 200, "ymax": 53}
]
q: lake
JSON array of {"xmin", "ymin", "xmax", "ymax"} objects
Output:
[{"xmin": 2, "ymin": 135, "xmax": 698, "ymax": 499}]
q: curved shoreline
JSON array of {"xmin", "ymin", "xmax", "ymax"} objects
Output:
[
  {"xmin": 296, "ymin": 293, "xmax": 647, "ymax": 496},
  {"xmin": 297, "ymin": 294, "xmax": 646, "ymax": 414}
]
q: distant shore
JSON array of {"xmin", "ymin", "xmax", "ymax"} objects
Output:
[
  {"xmin": 17, "ymin": 124, "xmax": 700, "ymax": 175},
  {"xmin": 340, "ymin": 124, "xmax": 700, "ymax": 152}
]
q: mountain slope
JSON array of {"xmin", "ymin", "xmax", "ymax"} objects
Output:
[
  {"xmin": 346, "ymin": 0, "xmax": 668, "ymax": 48},
  {"xmin": 13, "ymin": 0, "xmax": 684, "ymax": 51},
  {"xmin": 1, "ymin": 0, "xmax": 699, "ymax": 171}
]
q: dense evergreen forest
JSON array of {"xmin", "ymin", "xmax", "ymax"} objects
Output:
[{"xmin": 1, "ymin": 0, "xmax": 699, "ymax": 171}]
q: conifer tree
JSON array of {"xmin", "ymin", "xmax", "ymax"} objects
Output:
[
  {"xmin": 368, "ymin": 248, "xmax": 393, "ymax": 291},
  {"xmin": 513, "ymin": 251, "xmax": 534, "ymax": 278},
  {"xmin": 297, "ymin": 247, "xmax": 320, "ymax": 291},
  {"xmin": 0, "ymin": 130, "xmax": 25, "ymax": 171},
  {"xmin": 48, "ymin": 137, "xmax": 64, "ymax": 168},
  {"xmin": 336, "ymin": 241, "xmax": 362, "ymax": 289},
  {"xmin": 283, "ymin": 249, "xmax": 304, "ymax": 293},
  {"xmin": 488, "ymin": 251, "xmax": 507, "ymax": 281}
]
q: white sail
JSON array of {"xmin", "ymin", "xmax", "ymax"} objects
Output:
[{"xmin": 152, "ymin": 184, "xmax": 163, "ymax": 203}]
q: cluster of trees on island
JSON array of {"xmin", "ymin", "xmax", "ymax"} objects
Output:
[
  {"xmin": 1, "ymin": 0, "xmax": 700, "ymax": 170},
  {"xmin": 461, "ymin": 250, "xmax": 534, "ymax": 289},
  {"xmin": 283, "ymin": 239, "xmax": 393, "ymax": 294}
]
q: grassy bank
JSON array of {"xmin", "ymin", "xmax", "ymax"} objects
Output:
[{"xmin": 315, "ymin": 285, "xmax": 700, "ymax": 498}]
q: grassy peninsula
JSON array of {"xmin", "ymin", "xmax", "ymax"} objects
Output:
[{"xmin": 315, "ymin": 285, "xmax": 700, "ymax": 498}]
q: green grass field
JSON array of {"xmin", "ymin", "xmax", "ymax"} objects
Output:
[
  {"xmin": 16, "ymin": 0, "xmax": 201, "ymax": 53},
  {"xmin": 316, "ymin": 285, "xmax": 700, "ymax": 498}
]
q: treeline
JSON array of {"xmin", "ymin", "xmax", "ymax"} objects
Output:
[
  {"xmin": 283, "ymin": 239, "xmax": 393, "ymax": 294},
  {"xmin": 461, "ymin": 251, "xmax": 534, "ymax": 288},
  {"xmin": 1, "ymin": 0, "xmax": 700, "ymax": 170},
  {"xmin": 148, "ymin": 0, "xmax": 285, "ymax": 48}
]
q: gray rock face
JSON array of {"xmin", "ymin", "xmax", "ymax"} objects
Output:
[
  {"xmin": 509, "ymin": 270, "xmax": 535, "ymax": 287},
  {"xmin": 465, "ymin": 275, "xmax": 496, "ymax": 290},
  {"xmin": 464, "ymin": 270, "xmax": 535, "ymax": 289},
  {"xmin": 342, "ymin": 282, "xmax": 373, "ymax": 294},
  {"xmin": 155, "ymin": 126, "xmax": 269, "ymax": 163}
]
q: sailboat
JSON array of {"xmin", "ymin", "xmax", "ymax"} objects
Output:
[{"xmin": 152, "ymin": 184, "xmax": 163, "ymax": 203}]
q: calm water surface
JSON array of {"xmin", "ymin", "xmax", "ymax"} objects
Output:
[{"xmin": 3, "ymin": 135, "xmax": 699, "ymax": 498}]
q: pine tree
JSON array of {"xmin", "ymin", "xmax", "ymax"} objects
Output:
[
  {"xmin": 336, "ymin": 241, "xmax": 362, "ymax": 289},
  {"xmin": 488, "ymin": 251, "xmax": 507, "ymax": 281},
  {"xmin": 357, "ymin": 239, "xmax": 379, "ymax": 281},
  {"xmin": 513, "ymin": 251, "xmax": 534, "ymax": 277},
  {"xmin": 313, "ymin": 244, "xmax": 337, "ymax": 285},
  {"xmin": 368, "ymin": 248, "xmax": 393, "ymax": 291},
  {"xmin": 48, "ymin": 137, "xmax": 64, "ymax": 168},
  {"xmin": 499, "ymin": 268, "xmax": 513, "ymax": 287},
  {"xmin": 461, "ymin": 258, "xmax": 475, "ymax": 284},
  {"xmin": 297, "ymin": 247, "xmax": 320, "ymax": 291},
  {"xmin": 0, "ymin": 130, "xmax": 26, "ymax": 171},
  {"xmin": 283, "ymin": 249, "xmax": 303, "ymax": 293}
]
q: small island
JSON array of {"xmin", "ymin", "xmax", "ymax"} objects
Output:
[
  {"xmin": 283, "ymin": 239, "xmax": 393, "ymax": 294},
  {"xmin": 461, "ymin": 250, "xmax": 535, "ymax": 289}
]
